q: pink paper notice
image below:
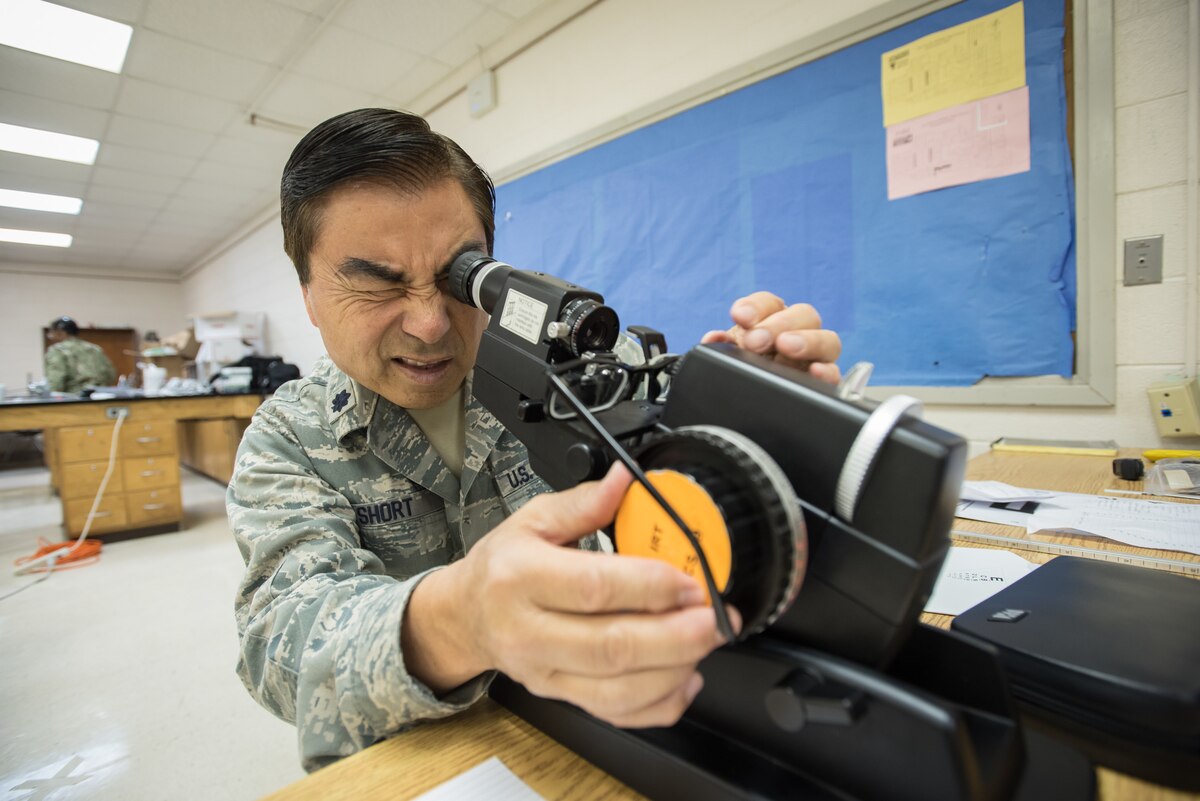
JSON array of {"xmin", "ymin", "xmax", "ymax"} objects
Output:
[{"xmin": 886, "ymin": 86, "xmax": 1030, "ymax": 200}]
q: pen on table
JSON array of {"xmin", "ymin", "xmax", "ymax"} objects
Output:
[{"xmin": 1104, "ymin": 488, "xmax": 1200, "ymax": 501}]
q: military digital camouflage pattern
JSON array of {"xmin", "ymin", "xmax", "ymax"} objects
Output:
[
  {"xmin": 44, "ymin": 337, "xmax": 117, "ymax": 394},
  {"xmin": 229, "ymin": 355, "xmax": 598, "ymax": 771}
]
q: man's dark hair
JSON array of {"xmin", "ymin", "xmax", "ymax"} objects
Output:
[
  {"xmin": 280, "ymin": 108, "xmax": 496, "ymax": 284},
  {"xmin": 50, "ymin": 316, "xmax": 79, "ymax": 336}
]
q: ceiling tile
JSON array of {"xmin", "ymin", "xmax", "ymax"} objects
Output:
[
  {"xmin": 73, "ymin": 228, "xmax": 150, "ymax": 248},
  {"xmin": 270, "ymin": 0, "xmax": 331, "ymax": 11},
  {"xmin": 86, "ymin": 183, "xmax": 172, "ymax": 210},
  {"xmin": 145, "ymin": 211, "xmax": 228, "ymax": 234},
  {"xmin": 123, "ymin": 30, "xmax": 275, "ymax": 105},
  {"xmin": 0, "ymin": 244, "xmax": 74, "ymax": 263},
  {"xmin": 0, "ymin": 208, "xmax": 76, "ymax": 233},
  {"xmin": 143, "ymin": 0, "xmax": 313, "ymax": 62},
  {"xmin": 0, "ymin": 49, "xmax": 122, "ymax": 111},
  {"xmin": 377, "ymin": 57, "xmax": 455, "ymax": 106},
  {"xmin": 96, "ymin": 143, "xmax": 199, "ymax": 178},
  {"xmin": 0, "ymin": 152, "xmax": 94, "ymax": 185},
  {"xmin": 76, "ymin": 203, "xmax": 157, "ymax": 226},
  {"xmin": 106, "ymin": 115, "xmax": 218, "ymax": 158},
  {"xmin": 49, "ymin": 0, "xmax": 149, "ymax": 26},
  {"xmin": 188, "ymin": 159, "xmax": 276, "ymax": 191},
  {"xmin": 488, "ymin": 0, "xmax": 548, "ymax": 19},
  {"xmin": 116, "ymin": 78, "xmax": 240, "ymax": 132},
  {"xmin": 90, "ymin": 166, "xmax": 183, "ymax": 195},
  {"xmin": 224, "ymin": 115, "xmax": 307, "ymax": 149},
  {"xmin": 165, "ymin": 188, "xmax": 260, "ymax": 218},
  {"xmin": 435, "ymin": 9, "xmax": 512, "ymax": 69},
  {"xmin": 337, "ymin": 0, "xmax": 488, "ymax": 56},
  {"xmin": 290, "ymin": 26, "xmax": 422, "ymax": 95},
  {"xmin": 258, "ymin": 73, "xmax": 377, "ymax": 128},
  {"xmin": 205, "ymin": 135, "xmax": 290, "ymax": 172},
  {"xmin": 0, "ymin": 171, "xmax": 89, "ymax": 198},
  {"xmin": 0, "ymin": 88, "xmax": 111, "ymax": 139}
]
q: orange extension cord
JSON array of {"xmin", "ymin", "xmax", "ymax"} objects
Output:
[{"xmin": 14, "ymin": 538, "xmax": 102, "ymax": 573}]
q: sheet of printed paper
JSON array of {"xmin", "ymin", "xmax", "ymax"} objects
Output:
[
  {"xmin": 961, "ymin": 480, "xmax": 1054, "ymax": 503},
  {"xmin": 925, "ymin": 546, "xmax": 1038, "ymax": 616},
  {"xmin": 886, "ymin": 85, "xmax": 1030, "ymax": 199},
  {"xmin": 881, "ymin": 1, "xmax": 1026, "ymax": 127},
  {"xmin": 413, "ymin": 757, "xmax": 545, "ymax": 801},
  {"xmin": 1028, "ymin": 496, "xmax": 1200, "ymax": 556}
]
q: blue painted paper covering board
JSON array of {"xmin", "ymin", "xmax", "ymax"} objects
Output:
[{"xmin": 493, "ymin": 0, "xmax": 1074, "ymax": 386}]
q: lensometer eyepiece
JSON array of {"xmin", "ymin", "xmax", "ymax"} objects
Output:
[{"xmin": 449, "ymin": 251, "xmax": 511, "ymax": 313}]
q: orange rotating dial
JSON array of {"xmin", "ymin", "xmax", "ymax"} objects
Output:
[{"xmin": 614, "ymin": 469, "xmax": 733, "ymax": 604}]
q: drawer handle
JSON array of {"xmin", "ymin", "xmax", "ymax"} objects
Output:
[
  {"xmin": 136, "ymin": 437, "xmax": 162, "ymax": 444},
  {"xmin": 92, "ymin": 511, "xmax": 113, "ymax": 518},
  {"xmin": 142, "ymin": 503, "xmax": 168, "ymax": 511},
  {"xmin": 140, "ymin": 470, "xmax": 163, "ymax": 477}
]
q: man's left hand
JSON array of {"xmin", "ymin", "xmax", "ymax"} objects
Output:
[{"xmin": 701, "ymin": 292, "xmax": 842, "ymax": 385}]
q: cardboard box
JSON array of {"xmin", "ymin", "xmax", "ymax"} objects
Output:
[{"xmin": 162, "ymin": 328, "xmax": 200, "ymax": 360}]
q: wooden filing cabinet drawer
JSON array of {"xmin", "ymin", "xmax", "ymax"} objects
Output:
[
  {"xmin": 64, "ymin": 493, "xmax": 128, "ymax": 534},
  {"xmin": 57, "ymin": 425, "xmax": 114, "ymax": 463},
  {"xmin": 119, "ymin": 420, "xmax": 177, "ymax": 458},
  {"xmin": 60, "ymin": 461, "xmax": 125, "ymax": 499},
  {"xmin": 122, "ymin": 456, "xmax": 179, "ymax": 492},
  {"xmin": 126, "ymin": 487, "xmax": 182, "ymax": 526}
]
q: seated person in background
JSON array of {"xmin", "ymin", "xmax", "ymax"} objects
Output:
[
  {"xmin": 228, "ymin": 108, "xmax": 843, "ymax": 771},
  {"xmin": 44, "ymin": 317, "xmax": 117, "ymax": 394}
]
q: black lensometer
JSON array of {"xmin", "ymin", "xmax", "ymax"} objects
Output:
[{"xmin": 448, "ymin": 252, "xmax": 1096, "ymax": 801}]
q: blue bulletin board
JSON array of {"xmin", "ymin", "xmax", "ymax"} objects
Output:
[{"xmin": 492, "ymin": 0, "xmax": 1074, "ymax": 386}]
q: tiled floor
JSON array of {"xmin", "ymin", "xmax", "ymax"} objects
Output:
[{"xmin": 0, "ymin": 464, "xmax": 305, "ymax": 800}]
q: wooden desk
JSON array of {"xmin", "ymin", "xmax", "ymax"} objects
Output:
[
  {"xmin": 0, "ymin": 393, "xmax": 261, "ymax": 536},
  {"xmin": 263, "ymin": 450, "xmax": 1199, "ymax": 801}
]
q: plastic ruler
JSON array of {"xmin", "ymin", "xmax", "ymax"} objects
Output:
[{"xmin": 949, "ymin": 529, "xmax": 1200, "ymax": 578}]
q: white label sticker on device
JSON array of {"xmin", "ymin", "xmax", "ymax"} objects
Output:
[{"xmin": 498, "ymin": 288, "xmax": 548, "ymax": 345}]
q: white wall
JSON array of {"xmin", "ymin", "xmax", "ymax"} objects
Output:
[
  {"xmin": 181, "ymin": 220, "xmax": 325, "ymax": 373},
  {"xmin": 0, "ymin": 266, "xmax": 185, "ymax": 392},
  {"xmin": 181, "ymin": 0, "xmax": 1199, "ymax": 453}
]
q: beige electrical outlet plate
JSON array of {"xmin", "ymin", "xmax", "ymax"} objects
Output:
[{"xmin": 1147, "ymin": 377, "xmax": 1200, "ymax": 437}]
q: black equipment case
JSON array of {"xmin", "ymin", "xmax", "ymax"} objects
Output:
[{"xmin": 952, "ymin": 556, "xmax": 1200, "ymax": 791}]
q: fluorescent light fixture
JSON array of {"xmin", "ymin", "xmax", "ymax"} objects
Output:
[
  {"xmin": 0, "ymin": 188, "xmax": 82, "ymax": 214},
  {"xmin": 0, "ymin": 0, "xmax": 133, "ymax": 73},
  {"xmin": 0, "ymin": 122, "xmax": 99, "ymax": 165},
  {"xmin": 0, "ymin": 227, "xmax": 72, "ymax": 247}
]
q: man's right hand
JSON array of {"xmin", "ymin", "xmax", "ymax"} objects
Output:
[{"xmin": 403, "ymin": 464, "xmax": 737, "ymax": 728}]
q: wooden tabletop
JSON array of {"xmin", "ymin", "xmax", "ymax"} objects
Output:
[
  {"xmin": 0, "ymin": 393, "xmax": 262, "ymax": 431},
  {"xmin": 263, "ymin": 449, "xmax": 1200, "ymax": 801}
]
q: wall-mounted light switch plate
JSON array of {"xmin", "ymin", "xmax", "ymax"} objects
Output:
[{"xmin": 1123, "ymin": 235, "xmax": 1163, "ymax": 286}]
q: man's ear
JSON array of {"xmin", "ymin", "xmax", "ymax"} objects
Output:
[{"xmin": 301, "ymin": 283, "xmax": 319, "ymax": 328}]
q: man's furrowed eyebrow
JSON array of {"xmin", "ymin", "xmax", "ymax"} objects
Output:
[
  {"xmin": 337, "ymin": 257, "xmax": 409, "ymax": 283},
  {"xmin": 338, "ymin": 240, "xmax": 488, "ymax": 283}
]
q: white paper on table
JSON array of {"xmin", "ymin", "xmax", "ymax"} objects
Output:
[
  {"xmin": 413, "ymin": 757, "xmax": 545, "ymax": 801},
  {"xmin": 960, "ymin": 480, "xmax": 1056, "ymax": 503},
  {"xmin": 925, "ymin": 547, "xmax": 1038, "ymax": 616},
  {"xmin": 1029, "ymin": 495, "xmax": 1200, "ymax": 556},
  {"xmin": 955, "ymin": 499, "xmax": 1043, "ymax": 528}
]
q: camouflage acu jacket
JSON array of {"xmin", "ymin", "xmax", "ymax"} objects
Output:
[
  {"xmin": 44, "ymin": 337, "xmax": 116, "ymax": 394},
  {"xmin": 228, "ymin": 356, "xmax": 587, "ymax": 771}
]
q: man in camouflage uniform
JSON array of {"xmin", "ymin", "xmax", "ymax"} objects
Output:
[
  {"xmin": 228, "ymin": 109, "xmax": 843, "ymax": 771},
  {"xmin": 44, "ymin": 317, "xmax": 116, "ymax": 394}
]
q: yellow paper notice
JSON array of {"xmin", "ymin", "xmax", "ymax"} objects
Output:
[{"xmin": 881, "ymin": 2, "xmax": 1026, "ymax": 127}]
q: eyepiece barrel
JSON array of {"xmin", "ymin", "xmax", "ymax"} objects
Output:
[{"xmin": 449, "ymin": 251, "xmax": 511, "ymax": 314}]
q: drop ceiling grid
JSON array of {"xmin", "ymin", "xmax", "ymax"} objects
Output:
[{"xmin": 0, "ymin": 0, "xmax": 562, "ymax": 275}]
